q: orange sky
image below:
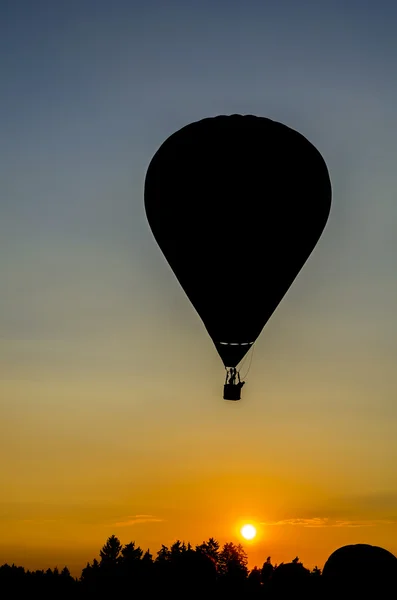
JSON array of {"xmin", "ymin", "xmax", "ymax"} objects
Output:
[{"xmin": 2, "ymin": 371, "xmax": 397, "ymax": 575}]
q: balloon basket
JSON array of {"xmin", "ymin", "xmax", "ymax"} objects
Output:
[{"xmin": 223, "ymin": 384, "xmax": 242, "ymax": 401}]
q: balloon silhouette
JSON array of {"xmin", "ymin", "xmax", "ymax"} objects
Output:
[
  {"xmin": 323, "ymin": 544, "xmax": 397, "ymax": 593},
  {"xmin": 144, "ymin": 115, "xmax": 331, "ymax": 399}
]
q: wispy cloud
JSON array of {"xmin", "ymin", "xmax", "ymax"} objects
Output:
[
  {"xmin": 113, "ymin": 514, "xmax": 164, "ymax": 527},
  {"xmin": 261, "ymin": 517, "xmax": 396, "ymax": 528}
]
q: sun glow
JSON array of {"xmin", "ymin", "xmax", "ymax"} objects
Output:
[{"xmin": 240, "ymin": 524, "xmax": 257, "ymax": 540}]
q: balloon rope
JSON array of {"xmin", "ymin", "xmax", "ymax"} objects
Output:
[
  {"xmin": 240, "ymin": 343, "xmax": 255, "ymax": 380},
  {"xmin": 237, "ymin": 351, "xmax": 249, "ymax": 372},
  {"xmin": 238, "ymin": 342, "xmax": 254, "ymax": 372}
]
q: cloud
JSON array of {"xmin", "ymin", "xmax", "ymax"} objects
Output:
[
  {"xmin": 113, "ymin": 514, "xmax": 164, "ymax": 527},
  {"xmin": 260, "ymin": 517, "xmax": 396, "ymax": 528},
  {"xmin": 289, "ymin": 490, "xmax": 397, "ymax": 524}
]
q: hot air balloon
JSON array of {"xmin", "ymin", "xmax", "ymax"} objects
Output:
[
  {"xmin": 144, "ymin": 115, "xmax": 332, "ymax": 400},
  {"xmin": 323, "ymin": 544, "xmax": 397, "ymax": 593}
]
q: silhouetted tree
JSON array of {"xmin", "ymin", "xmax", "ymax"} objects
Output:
[
  {"xmin": 261, "ymin": 555, "xmax": 274, "ymax": 585},
  {"xmin": 98, "ymin": 533, "xmax": 123, "ymax": 591},
  {"xmin": 99, "ymin": 534, "xmax": 122, "ymax": 566},
  {"xmin": 218, "ymin": 542, "xmax": 248, "ymax": 577},
  {"xmin": 156, "ymin": 544, "xmax": 171, "ymax": 562},
  {"xmin": 2, "ymin": 534, "xmax": 396, "ymax": 598},
  {"xmin": 196, "ymin": 537, "xmax": 220, "ymax": 568},
  {"xmin": 121, "ymin": 541, "xmax": 143, "ymax": 564},
  {"xmin": 153, "ymin": 544, "xmax": 172, "ymax": 592},
  {"xmin": 271, "ymin": 557, "xmax": 311, "ymax": 596},
  {"xmin": 0, "ymin": 564, "xmax": 27, "ymax": 594},
  {"xmin": 218, "ymin": 541, "xmax": 248, "ymax": 596},
  {"xmin": 139, "ymin": 549, "xmax": 154, "ymax": 593},
  {"xmin": 247, "ymin": 566, "xmax": 263, "ymax": 596},
  {"xmin": 312, "ymin": 564, "xmax": 321, "ymax": 576},
  {"xmin": 170, "ymin": 539, "xmax": 187, "ymax": 556},
  {"xmin": 80, "ymin": 558, "xmax": 101, "ymax": 594},
  {"xmin": 142, "ymin": 549, "xmax": 153, "ymax": 563},
  {"xmin": 118, "ymin": 540, "xmax": 144, "ymax": 592}
]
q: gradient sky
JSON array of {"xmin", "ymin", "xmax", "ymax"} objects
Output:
[{"xmin": 1, "ymin": 0, "xmax": 397, "ymax": 576}]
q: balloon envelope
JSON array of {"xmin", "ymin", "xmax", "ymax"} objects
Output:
[
  {"xmin": 144, "ymin": 115, "xmax": 332, "ymax": 367},
  {"xmin": 323, "ymin": 544, "xmax": 397, "ymax": 591}
]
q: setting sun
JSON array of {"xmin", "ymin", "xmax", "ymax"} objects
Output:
[{"xmin": 241, "ymin": 524, "xmax": 257, "ymax": 540}]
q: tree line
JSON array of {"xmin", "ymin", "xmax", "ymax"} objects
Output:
[{"xmin": 0, "ymin": 533, "xmax": 392, "ymax": 598}]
